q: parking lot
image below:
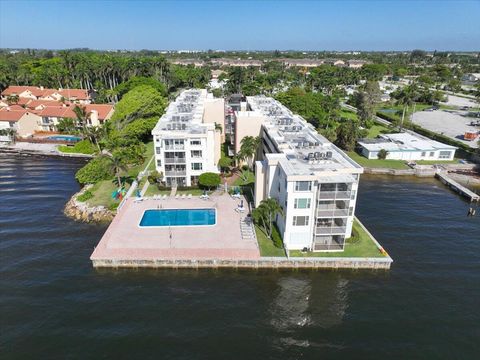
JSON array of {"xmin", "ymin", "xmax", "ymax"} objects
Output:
[{"xmin": 411, "ymin": 109, "xmax": 479, "ymax": 148}]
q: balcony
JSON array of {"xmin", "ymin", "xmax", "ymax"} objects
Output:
[
  {"xmin": 164, "ymin": 157, "xmax": 186, "ymax": 164},
  {"xmin": 315, "ymin": 226, "xmax": 347, "ymax": 235},
  {"xmin": 165, "ymin": 145, "xmax": 185, "ymax": 150},
  {"xmin": 164, "ymin": 170, "xmax": 186, "ymax": 176},
  {"xmin": 316, "ymin": 208, "xmax": 349, "ymax": 217},
  {"xmin": 318, "ymin": 191, "xmax": 351, "ymax": 200}
]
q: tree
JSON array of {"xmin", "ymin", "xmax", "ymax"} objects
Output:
[
  {"xmin": 252, "ymin": 198, "xmax": 284, "ymax": 239},
  {"xmin": 377, "ymin": 149, "xmax": 389, "ymax": 160},
  {"xmin": 218, "ymin": 156, "xmax": 232, "ymax": 173},
  {"xmin": 102, "ymin": 152, "xmax": 129, "ymax": 188},
  {"xmin": 239, "ymin": 136, "xmax": 261, "ymax": 169},
  {"xmin": 335, "ymin": 121, "xmax": 359, "ymax": 151},
  {"xmin": 355, "ymin": 80, "xmax": 381, "ymax": 125},
  {"xmin": 198, "ymin": 172, "xmax": 221, "ymax": 190},
  {"xmin": 56, "ymin": 118, "xmax": 76, "ymax": 133},
  {"xmin": 114, "ymin": 76, "xmax": 167, "ymax": 98}
]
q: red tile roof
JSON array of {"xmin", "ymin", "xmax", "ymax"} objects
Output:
[
  {"xmin": 36, "ymin": 106, "xmax": 75, "ymax": 118},
  {"xmin": 1, "ymin": 86, "xmax": 91, "ymax": 100},
  {"xmin": 85, "ymin": 104, "xmax": 114, "ymax": 119},
  {"xmin": 0, "ymin": 107, "xmax": 29, "ymax": 122}
]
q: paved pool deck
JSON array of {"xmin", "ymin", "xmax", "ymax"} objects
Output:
[{"xmin": 90, "ymin": 194, "xmax": 260, "ymax": 264}]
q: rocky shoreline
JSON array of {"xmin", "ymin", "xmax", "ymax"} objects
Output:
[{"xmin": 64, "ymin": 185, "xmax": 115, "ymax": 223}]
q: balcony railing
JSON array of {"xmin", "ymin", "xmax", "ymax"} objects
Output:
[
  {"xmin": 318, "ymin": 191, "xmax": 351, "ymax": 200},
  {"xmin": 164, "ymin": 157, "xmax": 186, "ymax": 164},
  {"xmin": 315, "ymin": 226, "xmax": 347, "ymax": 234},
  {"xmin": 165, "ymin": 145, "xmax": 185, "ymax": 150},
  {"xmin": 316, "ymin": 208, "xmax": 349, "ymax": 217},
  {"xmin": 164, "ymin": 170, "xmax": 186, "ymax": 176}
]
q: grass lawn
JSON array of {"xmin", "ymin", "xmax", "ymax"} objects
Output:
[
  {"xmin": 127, "ymin": 141, "xmax": 154, "ymax": 177},
  {"xmin": 85, "ymin": 180, "xmax": 123, "ymax": 209},
  {"xmin": 255, "ymin": 226, "xmax": 286, "ymax": 257},
  {"xmin": 289, "ymin": 219, "xmax": 385, "ymax": 258},
  {"xmin": 234, "ymin": 170, "xmax": 255, "ymax": 186},
  {"xmin": 377, "ymin": 103, "xmax": 431, "ymax": 122},
  {"xmin": 366, "ymin": 124, "xmax": 390, "ymax": 138},
  {"xmin": 416, "ymin": 159, "xmax": 460, "ymax": 165},
  {"xmin": 176, "ymin": 188, "xmax": 208, "ymax": 196},
  {"xmin": 347, "ymin": 151, "xmax": 409, "ymax": 169},
  {"xmin": 340, "ymin": 109, "xmax": 358, "ymax": 121},
  {"xmin": 144, "ymin": 183, "xmax": 170, "ymax": 197}
]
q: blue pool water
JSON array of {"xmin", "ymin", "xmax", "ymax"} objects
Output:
[
  {"xmin": 139, "ymin": 208, "xmax": 216, "ymax": 227},
  {"xmin": 47, "ymin": 135, "xmax": 81, "ymax": 142}
]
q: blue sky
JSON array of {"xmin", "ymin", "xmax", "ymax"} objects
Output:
[{"xmin": 0, "ymin": 0, "xmax": 479, "ymax": 51}]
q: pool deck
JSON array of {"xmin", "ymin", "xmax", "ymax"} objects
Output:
[{"xmin": 90, "ymin": 194, "xmax": 261, "ymax": 264}]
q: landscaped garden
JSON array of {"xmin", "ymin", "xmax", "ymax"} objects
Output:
[
  {"xmin": 289, "ymin": 219, "xmax": 386, "ymax": 258},
  {"xmin": 347, "ymin": 151, "xmax": 410, "ymax": 169}
]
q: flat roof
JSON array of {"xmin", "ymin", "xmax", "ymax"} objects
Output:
[
  {"xmin": 152, "ymin": 89, "xmax": 212, "ymax": 136},
  {"xmin": 358, "ymin": 132, "xmax": 457, "ymax": 152},
  {"xmin": 247, "ymin": 96, "xmax": 363, "ymax": 177}
]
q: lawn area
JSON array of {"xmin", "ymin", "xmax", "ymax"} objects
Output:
[
  {"xmin": 127, "ymin": 141, "xmax": 154, "ymax": 177},
  {"xmin": 416, "ymin": 159, "xmax": 460, "ymax": 165},
  {"xmin": 144, "ymin": 183, "xmax": 170, "ymax": 197},
  {"xmin": 85, "ymin": 180, "xmax": 123, "ymax": 209},
  {"xmin": 234, "ymin": 170, "xmax": 255, "ymax": 186},
  {"xmin": 58, "ymin": 139, "xmax": 95, "ymax": 155},
  {"xmin": 366, "ymin": 124, "xmax": 390, "ymax": 138},
  {"xmin": 347, "ymin": 151, "xmax": 409, "ymax": 169},
  {"xmin": 377, "ymin": 103, "xmax": 431, "ymax": 122},
  {"xmin": 255, "ymin": 226, "xmax": 286, "ymax": 257},
  {"xmin": 340, "ymin": 109, "xmax": 358, "ymax": 121},
  {"xmin": 289, "ymin": 219, "xmax": 385, "ymax": 258}
]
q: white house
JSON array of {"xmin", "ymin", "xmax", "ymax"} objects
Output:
[{"xmin": 357, "ymin": 133, "xmax": 457, "ymax": 161}]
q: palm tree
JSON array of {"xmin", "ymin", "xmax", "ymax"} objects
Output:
[
  {"xmin": 239, "ymin": 136, "xmax": 260, "ymax": 169},
  {"xmin": 103, "ymin": 153, "xmax": 128, "ymax": 188},
  {"xmin": 252, "ymin": 198, "xmax": 284, "ymax": 239}
]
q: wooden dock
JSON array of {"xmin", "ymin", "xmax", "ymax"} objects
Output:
[{"xmin": 436, "ymin": 172, "xmax": 480, "ymax": 202}]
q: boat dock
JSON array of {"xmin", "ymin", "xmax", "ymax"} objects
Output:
[{"xmin": 436, "ymin": 172, "xmax": 480, "ymax": 202}]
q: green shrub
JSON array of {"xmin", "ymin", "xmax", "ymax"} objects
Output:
[
  {"xmin": 58, "ymin": 140, "xmax": 95, "ymax": 155},
  {"xmin": 147, "ymin": 170, "xmax": 162, "ymax": 184},
  {"xmin": 271, "ymin": 223, "xmax": 283, "ymax": 249},
  {"xmin": 198, "ymin": 172, "xmax": 221, "ymax": 189},
  {"xmin": 75, "ymin": 157, "xmax": 113, "ymax": 184},
  {"xmin": 108, "ymin": 203, "xmax": 119, "ymax": 211},
  {"xmin": 77, "ymin": 190, "xmax": 93, "ymax": 202}
]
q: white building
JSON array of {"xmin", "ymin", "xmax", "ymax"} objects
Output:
[
  {"xmin": 152, "ymin": 89, "xmax": 223, "ymax": 187},
  {"xmin": 357, "ymin": 133, "xmax": 456, "ymax": 161},
  {"xmin": 238, "ymin": 96, "xmax": 363, "ymax": 252}
]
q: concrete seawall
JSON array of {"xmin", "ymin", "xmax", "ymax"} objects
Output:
[{"xmin": 91, "ymin": 256, "xmax": 393, "ymax": 270}]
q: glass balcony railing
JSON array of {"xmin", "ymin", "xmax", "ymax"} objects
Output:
[
  {"xmin": 315, "ymin": 226, "xmax": 347, "ymax": 234},
  {"xmin": 164, "ymin": 157, "xmax": 186, "ymax": 164},
  {"xmin": 316, "ymin": 208, "xmax": 349, "ymax": 217},
  {"xmin": 164, "ymin": 170, "xmax": 186, "ymax": 176},
  {"xmin": 318, "ymin": 191, "xmax": 351, "ymax": 200},
  {"xmin": 164, "ymin": 145, "xmax": 185, "ymax": 150}
]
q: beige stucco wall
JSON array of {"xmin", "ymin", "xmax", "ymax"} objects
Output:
[
  {"xmin": 17, "ymin": 113, "xmax": 41, "ymax": 137},
  {"xmin": 203, "ymin": 98, "xmax": 225, "ymax": 143},
  {"xmin": 234, "ymin": 111, "xmax": 265, "ymax": 154}
]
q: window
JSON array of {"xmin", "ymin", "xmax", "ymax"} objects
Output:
[
  {"xmin": 191, "ymin": 150, "xmax": 202, "ymax": 158},
  {"xmin": 351, "ymin": 190, "xmax": 356, "ymax": 200},
  {"xmin": 156, "ymin": 147, "xmax": 161, "ymax": 154},
  {"xmin": 430, "ymin": 152, "xmax": 434, "ymax": 157},
  {"xmin": 157, "ymin": 160, "xmax": 162, "ymax": 167},
  {"xmin": 191, "ymin": 163, "xmax": 203, "ymax": 171},
  {"xmin": 421, "ymin": 151, "xmax": 426, "ymax": 157},
  {"xmin": 294, "ymin": 198, "xmax": 311, "ymax": 209},
  {"xmin": 190, "ymin": 139, "xmax": 201, "ymax": 146},
  {"xmin": 295, "ymin": 181, "xmax": 312, "ymax": 191},
  {"xmin": 293, "ymin": 216, "xmax": 309, "ymax": 226},
  {"xmin": 439, "ymin": 151, "xmax": 451, "ymax": 159}
]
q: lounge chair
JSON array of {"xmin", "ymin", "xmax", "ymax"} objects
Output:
[
  {"xmin": 181, "ymin": 194, "xmax": 186, "ymax": 199},
  {"xmin": 162, "ymin": 194, "xmax": 167, "ymax": 200},
  {"xmin": 187, "ymin": 194, "xmax": 192, "ymax": 199},
  {"xmin": 175, "ymin": 194, "xmax": 180, "ymax": 199}
]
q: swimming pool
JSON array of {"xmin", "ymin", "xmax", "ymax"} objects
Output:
[
  {"xmin": 47, "ymin": 135, "xmax": 81, "ymax": 142},
  {"xmin": 139, "ymin": 208, "xmax": 216, "ymax": 227}
]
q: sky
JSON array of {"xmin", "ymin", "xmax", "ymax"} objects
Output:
[{"xmin": 0, "ymin": 0, "xmax": 479, "ymax": 51}]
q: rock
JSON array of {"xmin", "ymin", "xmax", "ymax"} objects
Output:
[{"xmin": 64, "ymin": 185, "xmax": 115, "ymax": 223}]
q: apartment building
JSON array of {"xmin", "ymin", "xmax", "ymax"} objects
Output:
[
  {"xmin": 152, "ymin": 89, "xmax": 223, "ymax": 187},
  {"xmin": 238, "ymin": 96, "xmax": 363, "ymax": 252},
  {"xmin": 1, "ymin": 86, "xmax": 92, "ymax": 104}
]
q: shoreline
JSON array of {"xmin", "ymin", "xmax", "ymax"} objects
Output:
[{"xmin": 0, "ymin": 145, "xmax": 93, "ymax": 159}]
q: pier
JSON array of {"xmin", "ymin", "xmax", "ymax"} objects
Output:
[{"xmin": 436, "ymin": 172, "xmax": 480, "ymax": 202}]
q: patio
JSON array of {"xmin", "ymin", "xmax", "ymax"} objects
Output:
[{"xmin": 90, "ymin": 193, "xmax": 260, "ymax": 263}]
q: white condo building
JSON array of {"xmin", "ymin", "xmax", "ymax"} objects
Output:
[
  {"xmin": 152, "ymin": 89, "xmax": 224, "ymax": 187},
  {"xmin": 236, "ymin": 96, "xmax": 364, "ymax": 252}
]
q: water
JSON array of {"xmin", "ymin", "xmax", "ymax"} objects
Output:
[
  {"xmin": 47, "ymin": 135, "xmax": 82, "ymax": 142},
  {"xmin": 1, "ymin": 155, "xmax": 479, "ymax": 359},
  {"xmin": 139, "ymin": 208, "xmax": 216, "ymax": 227}
]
